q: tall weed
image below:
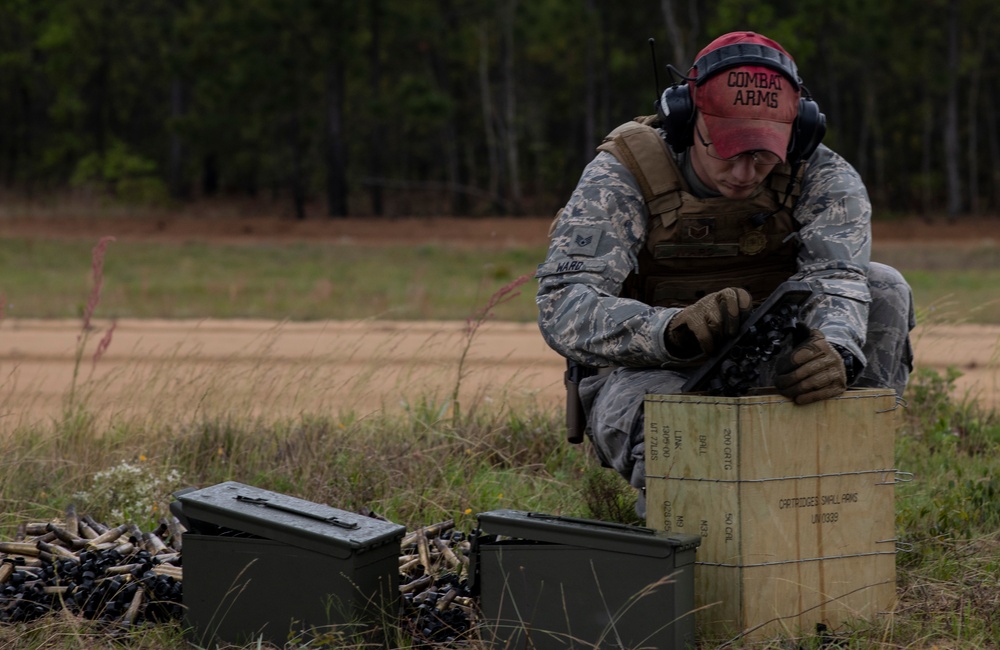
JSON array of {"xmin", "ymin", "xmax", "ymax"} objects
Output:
[
  {"xmin": 450, "ymin": 271, "xmax": 533, "ymax": 427},
  {"xmin": 66, "ymin": 236, "xmax": 117, "ymax": 418}
]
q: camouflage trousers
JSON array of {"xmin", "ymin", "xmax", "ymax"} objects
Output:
[{"xmin": 578, "ymin": 262, "xmax": 915, "ymax": 494}]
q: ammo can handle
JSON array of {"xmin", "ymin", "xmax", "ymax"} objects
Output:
[
  {"xmin": 526, "ymin": 512, "xmax": 656, "ymax": 535},
  {"xmin": 235, "ymin": 495, "xmax": 360, "ymax": 529}
]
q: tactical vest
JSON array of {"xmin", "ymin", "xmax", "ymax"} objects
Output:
[{"xmin": 597, "ymin": 117, "xmax": 805, "ymax": 308}]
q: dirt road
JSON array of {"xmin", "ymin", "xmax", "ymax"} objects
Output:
[
  {"xmin": 2, "ymin": 318, "xmax": 995, "ymax": 429},
  {"xmin": 3, "ymin": 213, "xmax": 998, "ymax": 428}
]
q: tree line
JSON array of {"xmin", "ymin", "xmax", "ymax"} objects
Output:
[{"xmin": 0, "ymin": 0, "xmax": 996, "ymax": 219}]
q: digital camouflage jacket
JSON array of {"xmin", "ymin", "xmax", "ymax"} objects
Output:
[{"xmin": 535, "ymin": 132, "xmax": 872, "ymax": 371}]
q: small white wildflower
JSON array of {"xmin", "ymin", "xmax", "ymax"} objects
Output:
[{"xmin": 75, "ymin": 460, "xmax": 185, "ymax": 528}]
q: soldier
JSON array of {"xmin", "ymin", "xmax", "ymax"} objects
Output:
[{"xmin": 535, "ymin": 31, "xmax": 914, "ymax": 515}]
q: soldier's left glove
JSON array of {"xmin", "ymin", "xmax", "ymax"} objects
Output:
[{"xmin": 774, "ymin": 328, "xmax": 847, "ymax": 405}]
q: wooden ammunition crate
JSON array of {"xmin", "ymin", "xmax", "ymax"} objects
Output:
[{"xmin": 644, "ymin": 389, "xmax": 901, "ymax": 642}]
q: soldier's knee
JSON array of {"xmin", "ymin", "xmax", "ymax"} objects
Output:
[
  {"xmin": 869, "ymin": 262, "xmax": 910, "ymax": 296},
  {"xmin": 868, "ymin": 262, "xmax": 914, "ymax": 326}
]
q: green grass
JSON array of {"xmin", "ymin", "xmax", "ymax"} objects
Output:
[
  {"xmin": 1, "ymin": 236, "xmax": 998, "ymax": 324},
  {"xmin": 897, "ymin": 268, "xmax": 1000, "ymax": 324},
  {"xmin": 873, "ymin": 243, "xmax": 1000, "ymax": 324},
  {"xmin": 890, "ymin": 368, "xmax": 1000, "ymax": 648},
  {"xmin": 0, "ymin": 238, "xmax": 544, "ymax": 322}
]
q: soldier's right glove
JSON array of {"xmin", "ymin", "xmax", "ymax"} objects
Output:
[
  {"xmin": 774, "ymin": 328, "xmax": 847, "ymax": 405},
  {"xmin": 665, "ymin": 288, "xmax": 752, "ymax": 358}
]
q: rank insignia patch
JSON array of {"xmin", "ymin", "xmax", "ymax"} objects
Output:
[
  {"xmin": 680, "ymin": 218, "xmax": 715, "ymax": 243},
  {"xmin": 568, "ymin": 227, "xmax": 601, "ymax": 256}
]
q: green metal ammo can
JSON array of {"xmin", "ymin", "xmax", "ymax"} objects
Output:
[
  {"xmin": 472, "ymin": 509, "xmax": 700, "ymax": 649},
  {"xmin": 173, "ymin": 481, "xmax": 405, "ymax": 647}
]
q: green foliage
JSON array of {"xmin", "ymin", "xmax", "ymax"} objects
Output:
[
  {"xmin": 3, "ymin": 0, "xmax": 996, "ymax": 214},
  {"xmin": 897, "ymin": 367, "xmax": 1000, "ymax": 551},
  {"xmin": 905, "ymin": 366, "xmax": 1000, "ymax": 455},
  {"xmin": 906, "ymin": 366, "xmax": 968, "ymax": 451},
  {"xmin": 877, "ymin": 366, "xmax": 1000, "ymax": 647},
  {"xmin": 71, "ymin": 140, "xmax": 169, "ymax": 205},
  {"xmin": 397, "ymin": 75, "xmax": 452, "ymax": 137},
  {"xmin": 581, "ymin": 465, "xmax": 642, "ymax": 526}
]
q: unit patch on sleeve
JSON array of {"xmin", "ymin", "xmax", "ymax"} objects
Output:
[{"xmin": 567, "ymin": 226, "xmax": 602, "ymax": 256}]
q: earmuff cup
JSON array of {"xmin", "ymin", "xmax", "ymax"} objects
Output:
[{"xmin": 655, "ymin": 43, "xmax": 826, "ymax": 163}]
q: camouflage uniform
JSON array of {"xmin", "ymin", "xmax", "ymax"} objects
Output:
[{"xmin": 535, "ymin": 142, "xmax": 915, "ymax": 492}]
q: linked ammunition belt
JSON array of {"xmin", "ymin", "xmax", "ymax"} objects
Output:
[{"xmin": 682, "ymin": 281, "xmax": 814, "ymax": 396}]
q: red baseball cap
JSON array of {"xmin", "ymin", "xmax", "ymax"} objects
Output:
[{"xmin": 691, "ymin": 32, "xmax": 801, "ymax": 162}]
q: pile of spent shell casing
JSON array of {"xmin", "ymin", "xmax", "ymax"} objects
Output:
[
  {"xmin": 0, "ymin": 504, "xmax": 184, "ymax": 628},
  {"xmin": 3, "ymin": 506, "xmax": 482, "ymax": 645},
  {"xmin": 398, "ymin": 518, "xmax": 477, "ymax": 645}
]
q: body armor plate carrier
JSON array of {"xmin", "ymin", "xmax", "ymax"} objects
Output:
[{"xmin": 596, "ymin": 117, "xmax": 805, "ymax": 308}]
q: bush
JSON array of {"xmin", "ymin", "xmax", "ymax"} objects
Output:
[{"xmin": 71, "ymin": 139, "xmax": 169, "ymax": 205}]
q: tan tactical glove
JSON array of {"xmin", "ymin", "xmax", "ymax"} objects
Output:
[
  {"xmin": 774, "ymin": 328, "xmax": 847, "ymax": 405},
  {"xmin": 665, "ymin": 288, "xmax": 752, "ymax": 358}
]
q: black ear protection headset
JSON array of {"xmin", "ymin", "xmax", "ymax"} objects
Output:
[{"xmin": 655, "ymin": 42, "xmax": 826, "ymax": 164}]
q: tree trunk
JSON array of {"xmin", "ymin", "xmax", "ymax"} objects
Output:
[
  {"xmin": 433, "ymin": 0, "xmax": 468, "ymax": 216},
  {"xmin": 168, "ymin": 78, "xmax": 187, "ymax": 199},
  {"xmin": 966, "ymin": 24, "xmax": 988, "ymax": 215},
  {"xmin": 478, "ymin": 22, "xmax": 501, "ymax": 209},
  {"xmin": 500, "ymin": 0, "xmax": 521, "ymax": 214},
  {"xmin": 967, "ymin": 68, "xmax": 979, "ymax": 215},
  {"xmin": 817, "ymin": 24, "xmax": 840, "ymax": 161},
  {"xmin": 599, "ymin": 12, "xmax": 611, "ymax": 141},
  {"xmin": 291, "ymin": 111, "xmax": 306, "ymax": 220},
  {"xmin": 14, "ymin": 80, "xmax": 31, "ymax": 192},
  {"xmin": 166, "ymin": 0, "xmax": 187, "ymax": 200},
  {"xmin": 583, "ymin": 0, "xmax": 598, "ymax": 167},
  {"xmin": 871, "ymin": 92, "xmax": 885, "ymax": 210},
  {"xmin": 921, "ymin": 93, "xmax": 932, "ymax": 217},
  {"xmin": 990, "ymin": 106, "xmax": 1000, "ymax": 212},
  {"xmin": 202, "ymin": 153, "xmax": 219, "ymax": 197},
  {"xmin": 944, "ymin": 0, "xmax": 962, "ymax": 218},
  {"xmin": 855, "ymin": 86, "xmax": 871, "ymax": 182},
  {"xmin": 326, "ymin": 61, "xmax": 348, "ymax": 217},
  {"xmin": 660, "ymin": 0, "xmax": 697, "ymax": 70},
  {"xmin": 368, "ymin": 0, "xmax": 384, "ymax": 216},
  {"xmin": 88, "ymin": 55, "xmax": 110, "ymax": 158}
]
